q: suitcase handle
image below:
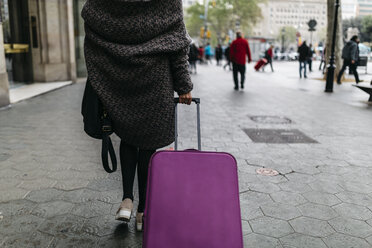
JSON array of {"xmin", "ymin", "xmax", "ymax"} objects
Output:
[{"xmin": 174, "ymin": 97, "xmax": 201, "ymax": 151}]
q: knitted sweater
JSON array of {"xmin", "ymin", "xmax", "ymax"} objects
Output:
[{"xmin": 82, "ymin": 0, "xmax": 193, "ymax": 149}]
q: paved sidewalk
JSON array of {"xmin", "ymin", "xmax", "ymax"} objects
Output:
[{"xmin": 1, "ymin": 62, "xmax": 372, "ymax": 247}]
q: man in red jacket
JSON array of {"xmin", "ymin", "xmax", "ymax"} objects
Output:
[{"xmin": 230, "ymin": 32, "xmax": 252, "ymax": 90}]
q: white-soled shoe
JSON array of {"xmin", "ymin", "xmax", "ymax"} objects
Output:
[
  {"xmin": 136, "ymin": 212, "xmax": 144, "ymax": 232},
  {"xmin": 115, "ymin": 198, "xmax": 133, "ymax": 222}
]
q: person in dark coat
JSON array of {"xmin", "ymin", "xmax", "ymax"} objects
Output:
[
  {"xmin": 319, "ymin": 47, "xmax": 326, "ymax": 73},
  {"xmin": 337, "ymin": 35, "xmax": 361, "ymax": 84},
  {"xmin": 298, "ymin": 41, "xmax": 309, "ymax": 78},
  {"xmin": 307, "ymin": 43, "xmax": 315, "ymax": 72},
  {"xmin": 263, "ymin": 45, "xmax": 274, "ymax": 72},
  {"xmin": 189, "ymin": 43, "xmax": 199, "ymax": 74},
  {"xmin": 82, "ymin": 0, "xmax": 193, "ymax": 231},
  {"xmin": 215, "ymin": 44, "xmax": 223, "ymax": 66},
  {"xmin": 223, "ymin": 44, "xmax": 231, "ymax": 70},
  {"xmin": 230, "ymin": 32, "xmax": 252, "ymax": 90}
]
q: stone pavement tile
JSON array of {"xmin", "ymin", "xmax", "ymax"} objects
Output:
[
  {"xmin": 0, "ymin": 168, "xmax": 22, "ymax": 179},
  {"xmin": 0, "ymin": 188, "xmax": 29, "ymax": 203},
  {"xmin": 298, "ymin": 203, "xmax": 338, "ymax": 221},
  {"xmin": 38, "ymin": 215, "xmax": 86, "ymax": 238},
  {"xmin": 279, "ymin": 233, "xmax": 327, "ymax": 248},
  {"xmin": 333, "ymin": 203, "xmax": 372, "ymax": 221},
  {"xmin": 52, "ymin": 233, "xmax": 99, "ymax": 248},
  {"xmin": 242, "ymin": 220, "xmax": 253, "ymax": 236},
  {"xmin": 57, "ymin": 188, "xmax": 99, "ymax": 203},
  {"xmin": 289, "ymin": 217, "xmax": 335, "ymax": 237},
  {"xmin": 243, "ymin": 233, "xmax": 283, "ymax": 248},
  {"xmin": 47, "ymin": 170, "xmax": 106, "ymax": 181},
  {"xmin": 277, "ymin": 181, "xmax": 312, "ymax": 194},
  {"xmin": 9, "ymin": 231, "xmax": 55, "ymax": 248},
  {"xmin": 240, "ymin": 191, "xmax": 274, "ymax": 208},
  {"xmin": 82, "ymin": 214, "xmax": 123, "ymax": 237},
  {"xmin": 53, "ymin": 179, "xmax": 90, "ymax": 191},
  {"xmin": 270, "ymin": 191, "xmax": 308, "ymax": 206},
  {"xmin": 317, "ymin": 164, "xmax": 351, "ymax": 175},
  {"xmin": 256, "ymin": 174, "xmax": 288, "ymax": 184},
  {"xmin": 87, "ymin": 178, "xmax": 123, "ymax": 192},
  {"xmin": 336, "ymin": 191, "xmax": 372, "ymax": 207},
  {"xmin": 314, "ymin": 173, "xmax": 346, "ymax": 184},
  {"xmin": 17, "ymin": 178, "xmax": 57, "ymax": 191},
  {"xmin": 328, "ymin": 217, "xmax": 372, "ymax": 238},
  {"xmin": 307, "ymin": 180, "xmax": 344, "ymax": 194},
  {"xmin": 250, "ymin": 216, "xmax": 294, "ymax": 238},
  {"xmin": 366, "ymin": 235, "xmax": 372, "ymax": 246},
  {"xmin": 14, "ymin": 169, "xmax": 48, "ymax": 181},
  {"xmin": 70, "ymin": 201, "xmax": 113, "ymax": 219},
  {"xmin": 241, "ymin": 206, "xmax": 264, "ymax": 221},
  {"xmin": 302, "ymin": 191, "xmax": 341, "ymax": 206},
  {"xmin": 260, "ymin": 202, "xmax": 301, "ymax": 221},
  {"xmin": 0, "ymin": 214, "xmax": 44, "ymax": 235},
  {"xmin": 338, "ymin": 181, "xmax": 372, "ymax": 194},
  {"xmin": 0, "ymin": 178, "xmax": 22, "ymax": 190},
  {"xmin": 247, "ymin": 182, "xmax": 281, "ymax": 194},
  {"xmin": 368, "ymin": 219, "xmax": 372, "ymax": 226},
  {"xmin": 0, "ymin": 199, "xmax": 36, "ymax": 217},
  {"xmin": 25, "ymin": 188, "xmax": 64, "ymax": 203},
  {"xmin": 322, "ymin": 233, "xmax": 371, "ymax": 248},
  {"xmin": 31, "ymin": 201, "xmax": 74, "ymax": 219}
]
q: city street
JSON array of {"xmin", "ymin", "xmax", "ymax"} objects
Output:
[{"xmin": 1, "ymin": 61, "xmax": 372, "ymax": 247}]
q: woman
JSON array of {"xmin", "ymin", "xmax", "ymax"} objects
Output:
[{"xmin": 82, "ymin": 0, "xmax": 193, "ymax": 231}]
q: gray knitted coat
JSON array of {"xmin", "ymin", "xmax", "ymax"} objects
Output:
[{"xmin": 82, "ymin": 0, "xmax": 193, "ymax": 150}]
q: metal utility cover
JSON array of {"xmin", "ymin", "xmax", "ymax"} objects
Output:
[
  {"xmin": 243, "ymin": 129, "xmax": 318, "ymax": 144},
  {"xmin": 249, "ymin": 116, "xmax": 292, "ymax": 124}
]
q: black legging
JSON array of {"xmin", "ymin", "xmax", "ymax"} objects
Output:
[{"xmin": 120, "ymin": 141, "xmax": 155, "ymax": 213}]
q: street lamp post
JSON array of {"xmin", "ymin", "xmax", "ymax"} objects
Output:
[
  {"xmin": 325, "ymin": 0, "xmax": 340, "ymax": 93},
  {"xmin": 281, "ymin": 28, "xmax": 285, "ymax": 53},
  {"xmin": 203, "ymin": 0, "xmax": 209, "ymax": 46}
]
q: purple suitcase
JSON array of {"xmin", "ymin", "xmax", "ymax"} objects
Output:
[{"xmin": 143, "ymin": 98, "xmax": 243, "ymax": 248}]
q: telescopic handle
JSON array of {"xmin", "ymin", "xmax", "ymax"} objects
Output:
[{"xmin": 174, "ymin": 98, "xmax": 201, "ymax": 151}]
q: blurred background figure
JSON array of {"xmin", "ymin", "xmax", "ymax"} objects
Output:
[
  {"xmin": 298, "ymin": 41, "xmax": 309, "ymax": 79},
  {"xmin": 189, "ymin": 43, "xmax": 199, "ymax": 74},
  {"xmin": 198, "ymin": 46, "xmax": 205, "ymax": 64},
  {"xmin": 264, "ymin": 45, "xmax": 274, "ymax": 72},
  {"xmin": 319, "ymin": 47, "xmax": 326, "ymax": 73},
  {"xmin": 307, "ymin": 43, "xmax": 315, "ymax": 72},
  {"xmin": 230, "ymin": 31, "xmax": 252, "ymax": 90},
  {"xmin": 215, "ymin": 44, "xmax": 223, "ymax": 66},
  {"xmin": 223, "ymin": 44, "xmax": 232, "ymax": 71},
  {"xmin": 205, "ymin": 43, "xmax": 212, "ymax": 64},
  {"xmin": 337, "ymin": 35, "xmax": 361, "ymax": 84}
]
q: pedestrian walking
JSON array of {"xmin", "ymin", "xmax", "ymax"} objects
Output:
[
  {"xmin": 263, "ymin": 45, "xmax": 274, "ymax": 72},
  {"xmin": 205, "ymin": 43, "xmax": 213, "ymax": 64},
  {"xmin": 319, "ymin": 47, "xmax": 326, "ymax": 73},
  {"xmin": 223, "ymin": 45, "xmax": 232, "ymax": 70},
  {"xmin": 189, "ymin": 43, "xmax": 199, "ymax": 74},
  {"xmin": 82, "ymin": 0, "xmax": 193, "ymax": 232},
  {"xmin": 215, "ymin": 44, "xmax": 223, "ymax": 66},
  {"xmin": 307, "ymin": 43, "xmax": 314, "ymax": 72},
  {"xmin": 298, "ymin": 41, "xmax": 309, "ymax": 78},
  {"xmin": 337, "ymin": 35, "xmax": 362, "ymax": 84},
  {"xmin": 198, "ymin": 46, "xmax": 205, "ymax": 64},
  {"xmin": 230, "ymin": 32, "xmax": 252, "ymax": 90}
]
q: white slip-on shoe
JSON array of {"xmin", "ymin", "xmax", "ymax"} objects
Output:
[
  {"xmin": 115, "ymin": 198, "xmax": 133, "ymax": 222},
  {"xmin": 136, "ymin": 212, "xmax": 144, "ymax": 232}
]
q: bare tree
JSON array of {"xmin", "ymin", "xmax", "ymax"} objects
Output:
[{"xmin": 324, "ymin": 0, "xmax": 343, "ymax": 80}]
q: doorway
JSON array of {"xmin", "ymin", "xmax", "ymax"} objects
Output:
[{"xmin": 1, "ymin": 0, "xmax": 33, "ymax": 88}]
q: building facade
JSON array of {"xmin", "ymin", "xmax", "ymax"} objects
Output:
[
  {"xmin": 0, "ymin": 0, "xmax": 77, "ymax": 107},
  {"xmin": 253, "ymin": 0, "xmax": 327, "ymax": 49},
  {"xmin": 357, "ymin": 0, "xmax": 372, "ymax": 16},
  {"xmin": 342, "ymin": 0, "xmax": 358, "ymax": 19}
]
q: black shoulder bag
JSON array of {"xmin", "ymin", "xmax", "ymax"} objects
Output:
[{"xmin": 81, "ymin": 80, "xmax": 117, "ymax": 173}]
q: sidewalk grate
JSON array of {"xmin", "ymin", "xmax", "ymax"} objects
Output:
[
  {"xmin": 249, "ymin": 116, "xmax": 292, "ymax": 124},
  {"xmin": 243, "ymin": 129, "xmax": 318, "ymax": 144}
]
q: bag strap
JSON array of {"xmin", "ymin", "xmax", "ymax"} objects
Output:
[
  {"xmin": 101, "ymin": 134, "xmax": 117, "ymax": 173},
  {"xmin": 101, "ymin": 111, "xmax": 117, "ymax": 173}
]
